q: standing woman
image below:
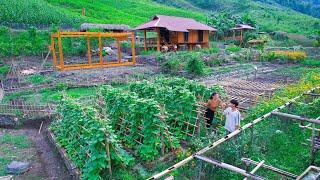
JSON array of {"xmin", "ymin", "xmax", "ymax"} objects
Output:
[{"xmin": 203, "ymin": 92, "xmax": 222, "ymax": 131}]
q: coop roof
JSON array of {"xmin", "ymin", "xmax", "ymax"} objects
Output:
[
  {"xmin": 134, "ymin": 15, "xmax": 217, "ymax": 32},
  {"xmin": 80, "ymin": 23, "xmax": 131, "ymax": 32},
  {"xmin": 231, "ymin": 24, "xmax": 256, "ymax": 30}
]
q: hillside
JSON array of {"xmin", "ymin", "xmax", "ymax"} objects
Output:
[
  {"xmin": 0, "ymin": 0, "xmax": 319, "ymax": 36},
  {"xmin": 255, "ymin": 0, "xmax": 320, "ymax": 18},
  {"xmin": 0, "ymin": 0, "xmax": 206, "ymax": 28},
  {"xmin": 154, "ymin": 0, "xmax": 320, "ymax": 35}
]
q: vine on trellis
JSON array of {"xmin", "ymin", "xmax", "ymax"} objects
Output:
[
  {"xmin": 100, "ymin": 85, "xmax": 179, "ymax": 160},
  {"xmin": 50, "ymin": 97, "xmax": 134, "ymax": 179}
]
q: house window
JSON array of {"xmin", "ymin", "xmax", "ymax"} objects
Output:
[
  {"xmin": 198, "ymin": 30, "xmax": 204, "ymax": 42},
  {"xmin": 184, "ymin": 32, "xmax": 189, "ymax": 42}
]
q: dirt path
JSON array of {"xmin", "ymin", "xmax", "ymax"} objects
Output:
[{"xmin": 23, "ymin": 121, "xmax": 70, "ymax": 180}]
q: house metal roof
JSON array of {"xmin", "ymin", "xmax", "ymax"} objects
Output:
[{"xmin": 134, "ymin": 15, "xmax": 217, "ymax": 32}]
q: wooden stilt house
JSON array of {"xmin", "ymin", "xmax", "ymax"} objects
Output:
[{"xmin": 134, "ymin": 15, "xmax": 217, "ymax": 51}]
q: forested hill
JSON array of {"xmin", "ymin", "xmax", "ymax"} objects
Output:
[
  {"xmin": 0, "ymin": 0, "xmax": 319, "ymax": 35},
  {"xmin": 255, "ymin": 0, "xmax": 320, "ymax": 18}
]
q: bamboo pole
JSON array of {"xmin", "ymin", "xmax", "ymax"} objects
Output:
[
  {"xmin": 241, "ymin": 158, "xmax": 298, "ymax": 178},
  {"xmin": 57, "ymin": 32, "xmax": 64, "ymax": 70},
  {"xmin": 105, "ymin": 139, "xmax": 112, "ymax": 177},
  {"xmin": 195, "ymin": 155, "xmax": 265, "ymax": 180},
  {"xmin": 243, "ymin": 160, "xmax": 265, "ymax": 180},
  {"xmin": 271, "ymin": 112, "xmax": 320, "ymax": 125},
  {"xmin": 311, "ymin": 123, "xmax": 316, "ymax": 164},
  {"xmin": 304, "ymin": 93, "xmax": 320, "ymax": 97}
]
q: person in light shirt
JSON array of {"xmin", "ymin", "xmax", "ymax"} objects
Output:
[{"xmin": 223, "ymin": 99, "xmax": 241, "ymax": 134}]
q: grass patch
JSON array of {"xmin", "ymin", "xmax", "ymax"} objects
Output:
[
  {"xmin": 226, "ymin": 45, "xmax": 241, "ymax": 53},
  {"xmin": 26, "ymin": 74, "xmax": 52, "ymax": 85},
  {"xmin": 0, "ymin": 65, "xmax": 9, "ymax": 79},
  {"xmin": 0, "ymin": 131, "xmax": 32, "ymax": 176}
]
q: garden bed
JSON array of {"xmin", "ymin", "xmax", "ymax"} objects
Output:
[{"xmin": 47, "ymin": 129, "xmax": 80, "ymax": 180}]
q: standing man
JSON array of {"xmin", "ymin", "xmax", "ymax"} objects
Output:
[
  {"xmin": 223, "ymin": 99, "xmax": 241, "ymax": 134},
  {"xmin": 203, "ymin": 92, "xmax": 222, "ymax": 132}
]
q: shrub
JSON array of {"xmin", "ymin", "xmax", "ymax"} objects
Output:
[
  {"xmin": 262, "ymin": 51, "xmax": 307, "ymax": 62},
  {"xmin": 226, "ymin": 44, "xmax": 241, "ymax": 53},
  {"xmin": 300, "ymin": 59, "xmax": 320, "ymax": 67},
  {"xmin": 273, "ymin": 51, "xmax": 307, "ymax": 61},
  {"xmin": 186, "ymin": 53, "xmax": 205, "ymax": 76},
  {"xmin": 26, "ymin": 74, "xmax": 51, "ymax": 85},
  {"xmin": 200, "ymin": 47, "xmax": 220, "ymax": 54},
  {"xmin": 161, "ymin": 58, "xmax": 183, "ymax": 74}
]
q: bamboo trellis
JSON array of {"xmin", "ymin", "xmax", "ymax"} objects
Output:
[{"xmin": 147, "ymin": 86, "xmax": 320, "ymax": 179}]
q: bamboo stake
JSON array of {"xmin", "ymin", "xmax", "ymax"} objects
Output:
[
  {"xmin": 195, "ymin": 155, "xmax": 265, "ymax": 180},
  {"xmin": 241, "ymin": 158, "xmax": 298, "ymax": 178},
  {"xmin": 38, "ymin": 121, "xmax": 44, "ymax": 134},
  {"xmin": 105, "ymin": 139, "xmax": 112, "ymax": 177},
  {"xmin": 243, "ymin": 160, "xmax": 265, "ymax": 180}
]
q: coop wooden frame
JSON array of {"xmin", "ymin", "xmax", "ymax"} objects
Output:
[{"xmin": 51, "ymin": 32, "xmax": 136, "ymax": 71}]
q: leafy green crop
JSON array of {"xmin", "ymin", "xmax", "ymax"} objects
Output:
[
  {"xmin": 50, "ymin": 97, "xmax": 134, "ymax": 179},
  {"xmin": 100, "ymin": 85, "xmax": 179, "ymax": 160}
]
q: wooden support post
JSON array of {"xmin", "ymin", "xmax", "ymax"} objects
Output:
[
  {"xmin": 131, "ymin": 32, "xmax": 136, "ymax": 64},
  {"xmin": 156, "ymin": 27, "xmax": 160, "ymax": 52},
  {"xmin": 87, "ymin": 35, "xmax": 92, "ymax": 65},
  {"xmin": 99, "ymin": 34, "xmax": 103, "ymax": 65},
  {"xmin": 116, "ymin": 38, "xmax": 121, "ymax": 63},
  {"xmin": 57, "ymin": 32, "xmax": 64, "ymax": 70},
  {"xmin": 240, "ymin": 29, "xmax": 243, "ymax": 46},
  {"xmin": 144, "ymin": 29, "xmax": 147, "ymax": 51},
  {"xmin": 51, "ymin": 35, "xmax": 57, "ymax": 67},
  {"xmin": 195, "ymin": 155, "xmax": 265, "ymax": 180},
  {"xmin": 241, "ymin": 158, "xmax": 298, "ymax": 178}
]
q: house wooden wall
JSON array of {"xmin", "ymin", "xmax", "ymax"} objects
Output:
[{"xmin": 176, "ymin": 30, "xmax": 209, "ymax": 44}]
